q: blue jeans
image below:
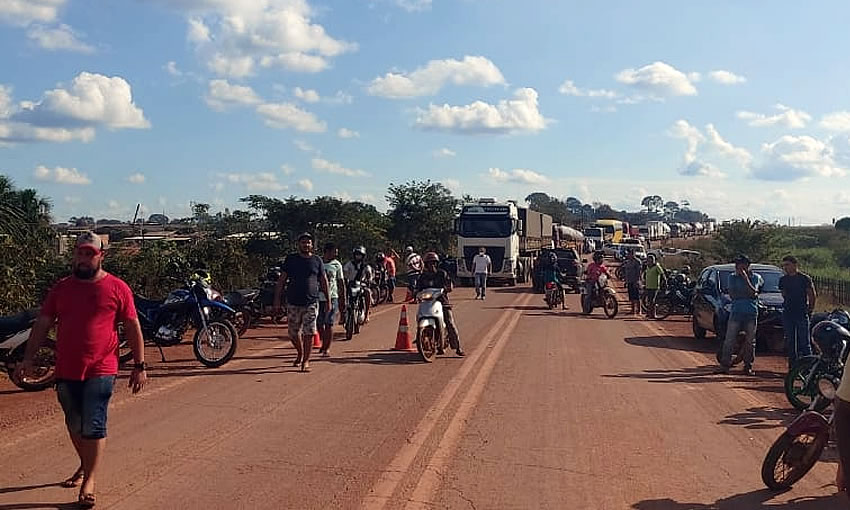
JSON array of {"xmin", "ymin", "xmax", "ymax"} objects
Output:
[
  {"xmin": 783, "ymin": 312, "xmax": 812, "ymax": 362},
  {"xmin": 720, "ymin": 314, "xmax": 757, "ymax": 368},
  {"xmin": 474, "ymin": 273, "xmax": 488, "ymax": 297},
  {"xmin": 56, "ymin": 376, "xmax": 116, "ymax": 439}
]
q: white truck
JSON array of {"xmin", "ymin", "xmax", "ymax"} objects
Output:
[{"xmin": 455, "ymin": 199, "xmax": 552, "ymax": 286}]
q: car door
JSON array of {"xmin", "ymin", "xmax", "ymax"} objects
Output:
[{"xmin": 693, "ymin": 269, "xmax": 713, "ymax": 329}]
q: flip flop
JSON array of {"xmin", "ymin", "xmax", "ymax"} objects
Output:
[
  {"xmin": 78, "ymin": 492, "xmax": 96, "ymax": 508},
  {"xmin": 300, "ymin": 362, "xmax": 311, "ymax": 373},
  {"xmin": 61, "ymin": 467, "xmax": 84, "ymax": 488}
]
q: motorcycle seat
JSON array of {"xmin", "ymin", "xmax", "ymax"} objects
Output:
[
  {"xmin": 133, "ymin": 295, "xmax": 163, "ymax": 312},
  {"xmin": 225, "ymin": 289, "xmax": 259, "ymax": 305},
  {"xmin": 0, "ymin": 309, "xmax": 39, "ymax": 336}
]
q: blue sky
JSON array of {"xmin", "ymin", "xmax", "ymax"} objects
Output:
[{"xmin": 2, "ymin": 0, "xmax": 850, "ymax": 224}]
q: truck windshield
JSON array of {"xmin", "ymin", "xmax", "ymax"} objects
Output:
[
  {"xmin": 584, "ymin": 228, "xmax": 602, "ymax": 237},
  {"xmin": 459, "ymin": 216, "xmax": 511, "ymax": 237}
]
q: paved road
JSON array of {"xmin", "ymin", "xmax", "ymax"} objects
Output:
[{"xmin": 0, "ymin": 285, "xmax": 845, "ymax": 509}]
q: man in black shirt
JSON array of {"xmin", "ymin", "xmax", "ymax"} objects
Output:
[
  {"xmin": 274, "ymin": 232, "xmax": 330, "ymax": 372},
  {"xmin": 416, "ymin": 252, "xmax": 464, "ymax": 357},
  {"xmin": 779, "ymin": 255, "xmax": 817, "ymax": 364}
]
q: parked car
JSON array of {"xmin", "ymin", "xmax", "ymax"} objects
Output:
[
  {"xmin": 617, "ymin": 245, "xmax": 647, "ymax": 261},
  {"xmin": 648, "ymin": 247, "xmax": 701, "ymax": 259},
  {"xmin": 621, "ymin": 238, "xmax": 644, "ymax": 249},
  {"xmin": 601, "ymin": 242, "xmax": 623, "ymax": 258},
  {"xmin": 691, "ymin": 263, "xmax": 785, "ymax": 351}
]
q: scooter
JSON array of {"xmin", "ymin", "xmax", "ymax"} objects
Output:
[
  {"xmin": 415, "ymin": 288, "xmax": 448, "ymax": 362},
  {"xmin": 0, "ymin": 309, "xmax": 56, "ymax": 391}
]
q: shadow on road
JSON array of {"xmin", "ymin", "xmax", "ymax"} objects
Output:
[
  {"xmin": 0, "ymin": 503, "xmax": 80, "ymax": 510},
  {"xmin": 631, "ymin": 489, "xmax": 846, "ymax": 509},
  {"xmin": 717, "ymin": 406, "xmax": 797, "ymax": 430},
  {"xmin": 327, "ymin": 349, "xmax": 425, "ymax": 365},
  {"xmin": 605, "ymin": 366, "xmax": 766, "ymax": 385},
  {"xmin": 626, "ymin": 335, "xmax": 716, "ymax": 355},
  {"xmin": 484, "ymin": 305, "xmax": 544, "ymax": 311},
  {"xmin": 491, "ymin": 287, "xmax": 535, "ymax": 295}
]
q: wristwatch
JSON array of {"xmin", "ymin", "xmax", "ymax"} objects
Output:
[{"xmin": 133, "ymin": 362, "xmax": 147, "ymax": 371}]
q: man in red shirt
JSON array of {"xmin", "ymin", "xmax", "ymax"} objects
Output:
[
  {"xmin": 384, "ymin": 250, "xmax": 397, "ymax": 303},
  {"xmin": 17, "ymin": 231, "xmax": 147, "ymax": 508}
]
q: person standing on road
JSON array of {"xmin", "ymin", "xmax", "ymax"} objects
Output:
[
  {"xmin": 16, "ymin": 231, "xmax": 147, "ymax": 509},
  {"xmin": 621, "ymin": 250, "xmax": 643, "ymax": 316},
  {"xmin": 643, "ymin": 254, "xmax": 665, "ymax": 319},
  {"xmin": 383, "ymin": 250, "xmax": 397, "ymax": 303},
  {"xmin": 317, "ymin": 242, "xmax": 345, "ymax": 358},
  {"xmin": 716, "ymin": 255, "xmax": 763, "ymax": 376},
  {"xmin": 779, "ymin": 255, "xmax": 816, "ymax": 364},
  {"xmin": 274, "ymin": 232, "xmax": 330, "ymax": 373},
  {"xmin": 472, "ymin": 247, "xmax": 492, "ymax": 300},
  {"xmin": 404, "ymin": 246, "xmax": 423, "ymax": 302},
  {"xmin": 416, "ymin": 252, "xmax": 465, "ymax": 357}
]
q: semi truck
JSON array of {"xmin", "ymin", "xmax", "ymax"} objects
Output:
[{"xmin": 455, "ymin": 199, "xmax": 552, "ymax": 286}]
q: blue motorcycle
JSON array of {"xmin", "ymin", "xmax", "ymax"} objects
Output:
[{"xmin": 131, "ymin": 275, "xmax": 239, "ymax": 368}]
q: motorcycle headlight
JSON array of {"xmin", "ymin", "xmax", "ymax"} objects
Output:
[
  {"xmin": 203, "ymin": 306, "xmax": 211, "ymax": 316},
  {"xmin": 818, "ymin": 377, "xmax": 837, "ymax": 400},
  {"xmin": 418, "ymin": 292, "xmax": 434, "ymax": 301}
]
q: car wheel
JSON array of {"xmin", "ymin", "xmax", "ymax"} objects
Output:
[{"xmin": 692, "ymin": 315, "xmax": 706, "ymax": 339}]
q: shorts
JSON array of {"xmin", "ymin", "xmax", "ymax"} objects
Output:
[
  {"xmin": 287, "ymin": 302, "xmax": 319, "ymax": 337},
  {"xmin": 317, "ymin": 298, "xmax": 339, "ymax": 328},
  {"xmin": 645, "ymin": 288, "xmax": 659, "ymax": 302},
  {"xmin": 56, "ymin": 376, "xmax": 116, "ymax": 440},
  {"xmin": 627, "ymin": 282, "xmax": 640, "ymax": 301}
]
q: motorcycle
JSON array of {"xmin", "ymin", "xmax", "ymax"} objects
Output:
[
  {"xmin": 222, "ymin": 268, "xmax": 287, "ymax": 336},
  {"xmin": 415, "ymin": 288, "xmax": 448, "ymax": 362},
  {"xmin": 370, "ymin": 266, "xmax": 391, "ymax": 306},
  {"xmin": 343, "ymin": 280, "xmax": 368, "ymax": 340},
  {"xmin": 0, "ymin": 309, "xmax": 56, "ymax": 391},
  {"xmin": 785, "ymin": 313, "xmax": 850, "ymax": 411},
  {"xmin": 761, "ymin": 375, "xmax": 838, "ymax": 490},
  {"xmin": 544, "ymin": 281, "xmax": 566, "ymax": 310},
  {"xmin": 581, "ymin": 274, "xmax": 618, "ymax": 318},
  {"xmin": 652, "ymin": 272, "xmax": 695, "ymax": 320},
  {"xmin": 132, "ymin": 276, "xmax": 239, "ymax": 368}
]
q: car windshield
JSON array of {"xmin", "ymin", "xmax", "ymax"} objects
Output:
[
  {"xmin": 458, "ymin": 216, "xmax": 511, "ymax": 237},
  {"xmin": 719, "ymin": 269, "xmax": 782, "ymax": 294}
]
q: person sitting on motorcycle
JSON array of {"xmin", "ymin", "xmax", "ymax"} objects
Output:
[
  {"xmin": 585, "ymin": 251, "xmax": 612, "ymax": 296},
  {"xmin": 344, "ymin": 246, "xmax": 374, "ymax": 323},
  {"xmin": 416, "ymin": 252, "xmax": 464, "ymax": 357},
  {"xmin": 541, "ymin": 252, "xmax": 569, "ymax": 307}
]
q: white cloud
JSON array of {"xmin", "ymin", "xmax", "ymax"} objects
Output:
[
  {"xmin": 433, "ymin": 147, "xmax": 456, "ymax": 158},
  {"xmin": 33, "ymin": 165, "xmax": 91, "ymax": 185},
  {"xmin": 205, "ymin": 79, "xmax": 262, "ymax": 110},
  {"xmin": 337, "ymin": 127, "xmax": 359, "ymax": 139},
  {"xmin": 182, "ymin": 0, "xmax": 356, "ymax": 77},
  {"xmin": 820, "ymin": 111, "xmax": 850, "ymax": 132},
  {"xmin": 281, "ymin": 164, "xmax": 294, "ymax": 175},
  {"xmin": 668, "ymin": 120, "xmax": 750, "ymax": 178},
  {"xmin": 415, "ymin": 87, "xmax": 547, "ymax": 135},
  {"xmin": 327, "ymin": 90, "xmax": 353, "ymax": 105},
  {"xmin": 12, "ymin": 72, "xmax": 150, "ymax": 130},
  {"xmin": 737, "ymin": 104, "xmax": 811, "ymax": 128},
  {"xmin": 368, "ymin": 56, "xmax": 506, "ymax": 98},
  {"xmin": 396, "ymin": 0, "xmax": 431, "ymax": 11},
  {"xmin": 487, "ymin": 168, "xmax": 549, "ymax": 185},
  {"xmin": 293, "ymin": 139, "xmax": 316, "ymax": 153},
  {"xmin": 0, "ymin": 85, "xmax": 13, "ymax": 118},
  {"xmin": 298, "ymin": 178, "xmax": 313, "ymax": 191},
  {"xmin": 442, "ymin": 178, "xmax": 460, "ymax": 192},
  {"xmin": 311, "ymin": 157, "xmax": 369, "ymax": 177},
  {"xmin": 293, "ymin": 87, "xmax": 320, "ymax": 103},
  {"xmin": 164, "ymin": 61, "xmax": 183, "ymax": 77},
  {"xmin": 26, "ymin": 23, "xmax": 94, "ymax": 53},
  {"xmin": 557, "ymin": 79, "xmax": 617, "ymax": 99},
  {"xmin": 256, "ymin": 102, "xmax": 326, "ymax": 132},
  {"xmin": 128, "ymin": 172, "xmax": 146, "ymax": 184},
  {"xmin": 615, "ymin": 61, "xmax": 698, "ymax": 97},
  {"xmin": 64, "ymin": 195, "xmax": 80, "ymax": 204},
  {"xmin": 222, "ymin": 172, "xmax": 288, "ymax": 191},
  {"xmin": 0, "ymin": 0, "xmax": 64, "ymax": 26},
  {"xmin": 752, "ymin": 135, "xmax": 846, "ymax": 181},
  {"xmin": 708, "ymin": 70, "xmax": 746, "ymax": 85},
  {"xmin": 590, "ymin": 105, "xmax": 617, "ymax": 114}
]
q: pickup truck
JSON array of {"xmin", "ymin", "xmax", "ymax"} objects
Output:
[{"xmin": 539, "ymin": 247, "xmax": 584, "ymax": 293}]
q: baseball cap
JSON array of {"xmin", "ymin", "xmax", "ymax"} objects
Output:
[
  {"xmin": 75, "ymin": 231, "xmax": 103, "ymax": 252},
  {"xmin": 734, "ymin": 254, "xmax": 751, "ymax": 265},
  {"xmin": 297, "ymin": 232, "xmax": 314, "ymax": 241}
]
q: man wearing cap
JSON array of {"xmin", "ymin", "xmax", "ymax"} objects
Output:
[
  {"xmin": 273, "ymin": 232, "xmax": 329, "ymax": 372},
  {"xmin": 16, "ymin": 231, "xmax": 147, "ymax": 508},
  {"xmin": 716, "ymin": 255, "xmax": 763, "ymax": 376}
]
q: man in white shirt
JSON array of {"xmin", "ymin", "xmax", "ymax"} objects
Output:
[{"xmin": 472, "ymin": 247, "xmax": 492, "ymax": 300}]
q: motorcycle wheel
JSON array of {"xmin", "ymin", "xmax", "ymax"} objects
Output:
[
  {"xmin": 692, "ymin": 316, "xmax": 707, "ymax": 339},
  {"xmin": 761, "ymin": 429, "xmax": 828, "ymax": 490},
  {"xmin": 417, "ymin": 327, "xmax": 436, "ymax": 363},
  {"xmin": 231, "ymin": 310, "xmax": 251, "ymax": 338},
  {"xmin": 603, "ymin": 294, "xmax": 618, "ymax": 319},
  {"xmin": 344, "ymin": 310, "xmax": 355, "ymax": 340},
  {"xmin": 193, "ymin": 321, "xmax": 238, "ymax": 368},
  {"xmin": 784, "ymin": 358, "xmax": 830, "ymax": 412},
  {"xmin": 546, "ymin": 295, "xmax": 554, "ymax": 310},
  {"xmin": 653, "ymin": 299, "xmax": 672, "ymax": 320},
  {"xmin": 8, "ymin": 342, "xmax": 56, "ymax": 391}
]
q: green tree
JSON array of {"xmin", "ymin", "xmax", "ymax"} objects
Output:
[
  {"xmin": 641, "ymin": 195, "xmax": 664, "ymax": 214},
  {"xmin": 663, "ymin": 201, "xmax": 680, "ymax": 220},
  {"xmin": 713, "ymin": 220, "xmax": 780, "ymax": 263},
  {"xmin": 836, "ymin": 217, "xmax": 850, "ymax": 232},
  {"xmin": 386, "ymin": 180, "xmax": 459, "ymax": 254}
]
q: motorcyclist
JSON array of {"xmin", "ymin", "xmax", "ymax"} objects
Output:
[
  {"xmin": 416, "ymin": 252, "xmax": 464, "ymax": 357},
  {"xmin": 405, "ymin": 246, "xmax": 424, "ymax": 302},
  {"xmin": 344, "ymin": 246, "xmax": 374, "ymax": 323},
  {"xmin": 584, "ymin": 251, "xmax": 612, "ymax": 298},
  {"xmin": 541, "ymin": 252, "xmax": 568, "ymax": 306}
]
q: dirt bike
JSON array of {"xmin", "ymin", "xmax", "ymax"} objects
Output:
[
  {"xmin": 0, "ymin": 309, "xmax": 57, "ymax": 391},
  {"xmin": 761, "ymin": 376, "xmax": 838, "ymax": 490},
  {"xmin": 581, "ymin": 274, "xmax": 618, "ymax": 318}
]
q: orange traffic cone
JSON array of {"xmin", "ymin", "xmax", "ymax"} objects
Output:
[
  {"xmin": 393, "ymin": 305, "xmax": 415, "ymax": 351},
  {"xmin": 312, "ymin": 331, "xmax": 322, "ymax": 349}
]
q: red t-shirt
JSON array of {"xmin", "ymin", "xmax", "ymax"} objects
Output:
[
  {"xmin": 586, "ymin": 262, "xmax": 610, "ymax": 282},
  {"xmin": 384, "ymin": 257, "xmax": 396, "ymax": 277},
  {"xmin": 42, "ymin": 273, "xmax": 137, "ymax": 380}
]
